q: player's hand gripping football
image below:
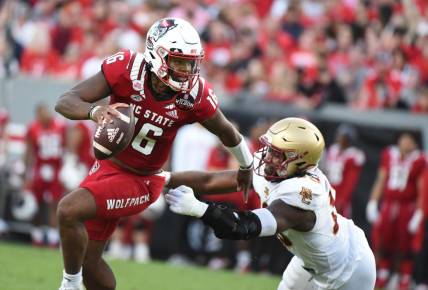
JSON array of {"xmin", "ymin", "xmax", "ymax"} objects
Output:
[
  {"xmin": 165, "ymin": 185, "xmax": 208, "ymax": 218},
  {"xmin": 90, "ymin": 103, "xmax": 129, "ymax": 126},
  {"xmin": 237, "ymin": 164, "xmax": 253, "ymax": 203}
]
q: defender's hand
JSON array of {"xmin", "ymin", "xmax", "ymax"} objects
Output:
[
  {"xmin": 90, "ymin": 103, "xmax": 129, "ymax": 126},
  {"xmin": 237, "ymin": 165, "xmax": 253, "ymax": 203},
  {"xmin": 165, "ymin": 185, "xmax": 208, "ymax": 218}
]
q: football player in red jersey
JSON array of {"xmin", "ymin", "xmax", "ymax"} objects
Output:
[
  {"xmin": 325, "ymin": 124, "xmax": 365, "ymax": 218},
  {"xmin": 55, "ymin": 18, "xmax": 253, "ymax": 290},
  {"xmin": 413, "ymin": 165, "xmax": 428, "ymax": 289},
  {"xmin": 24, "ymin": 103, "xmax": 66, "ymax": 247},
  {"xmin": 59, "ymin": 121, "xmax": 95, "ymax": 192},
  {"xmin": 366, "ymin": 133, "xmax": 426, "ymax": 290}
]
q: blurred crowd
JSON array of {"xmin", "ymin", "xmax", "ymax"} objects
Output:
[{"xmin": 1, "ymin": 0, "xmax": 428, "ymax": 112}]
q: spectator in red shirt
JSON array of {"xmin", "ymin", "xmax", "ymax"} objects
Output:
[
  {"xmin": 358, "ymin": 51, "xmax": 403, "ymax": 109},
  {"xmin": 20, "ymin": 22, "xmax": 60, "ymax": 77},
  {"xmin": 412, "ymin": 87, "xmax": 428, "ymax": 114}
]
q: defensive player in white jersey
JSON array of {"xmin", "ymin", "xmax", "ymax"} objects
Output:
[{"xmin": 165, "ymin": 118, "xmax": 376, "ymax": 290}]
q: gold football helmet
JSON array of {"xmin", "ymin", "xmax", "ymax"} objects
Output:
[{"xmin": 255, "ymin": 118, "xmax": 325, "ymax": 180}]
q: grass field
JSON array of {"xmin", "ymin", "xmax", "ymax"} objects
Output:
[{"xmin": 0, "ymin": 242, "xmax": 280, "ymax": 290}]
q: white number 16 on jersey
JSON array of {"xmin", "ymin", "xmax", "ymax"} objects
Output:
[{"xmin": 131, "ymin": 122, "xmax": 163, "ymax": 155}]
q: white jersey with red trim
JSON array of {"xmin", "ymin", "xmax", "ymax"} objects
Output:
[{"xmin": 252, "ymin": 165, "xmax": 369, "ymax": 289}]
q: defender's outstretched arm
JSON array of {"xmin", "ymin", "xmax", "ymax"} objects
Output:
[{"xmin": 167, "ymin": 170, "xmax": 238, "ymax": 195}]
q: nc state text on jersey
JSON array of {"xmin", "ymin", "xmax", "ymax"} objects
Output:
[{"xmin": 131, "ymin": 104, "xmax": 175, "ymax": 127}]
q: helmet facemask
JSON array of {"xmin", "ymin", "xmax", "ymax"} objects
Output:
[
  {"xmin": 254, "ymin": 136, "xmax": 301, "ymax": 181},
  {"xmin": 163, "ymin": 50, "xmax": 203, "ymax": 92}
]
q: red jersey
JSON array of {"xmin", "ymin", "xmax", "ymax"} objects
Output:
[
  {"xmin": 101, "ymin": 50, "xmax": 218, "ymax": 171},
  {"xmin": 381, "ymin": 146, "xmax": 426, "ymax": 202},
  {"xmin": 420, "ymin": 165, "xmax": 428, "ymax": 216},
  {"xmin": 27, "ymin": 119, "xmax": 66, "ymax": 180},
  {"xmin": 325, "ymin": 144, "xmax": 365, "ymax": 214},
  {"xmin": 206, "ymin": 145, "xmax": 229, "ymax": 169},
  {"xmin": 75, "ymin": 121, "xmax": 95, "ymax": 168},
  {"xmin": 360, "ymin": 69, "xmax": 403, "ymax": 109}
]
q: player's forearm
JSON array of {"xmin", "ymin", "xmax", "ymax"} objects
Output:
[
  {"xmin": 168, "ymin": 170, "xmax": 238, "ymax": 195},
  {"xmin": 23, "ymin": 140, "xmax": 34, "ymax": 180},
  {"xmin": 56, "ymin": 71, "xmax": 111, "ymax": 120},
  {"xmin": 202, "ymin": 111, "xmax": 241, "ymax": 147},
  {"xmin": 218, "ymin": 124, "xmax": 241, "ymax": 147},
  {"xmin": 55, "ymin": 91, "xmax": 93, "ymax": 120},
  {"xmin": 200, "ymin": 111, "xmax": 253, "ymax": 168},
  {"xmin": 369, "ymin": 181, "xmax": 383, "ymax": 201}
]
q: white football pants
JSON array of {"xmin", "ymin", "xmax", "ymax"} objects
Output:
[{"xmin": 277, "ymin": 242, "xmax": 376, "ymax": 290}]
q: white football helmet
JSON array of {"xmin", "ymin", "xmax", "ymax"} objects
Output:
[{"xmin": 144, "ymin": 18, "xmax": 204, "ymax": 93}]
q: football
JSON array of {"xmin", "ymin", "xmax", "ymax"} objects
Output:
[{"xmin": 93, "ymin": 106, "xmax": 135, "ymax": 160}]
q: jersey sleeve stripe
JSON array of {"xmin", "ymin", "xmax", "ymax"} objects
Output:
[
  {"xmin": 126, "ymin": 50, "xmax": 136, "ymax": 69},
  {"xmin": 189, "ymin": 77, "xmax": 201, "ymax": 100},
  {"xmin": 194, "ymin": 77, "xmax": 205, "ymax": 104},
  {"xmin": 130, "ymin": 53, "xmax": 144, "ymax": 81},
  {"xmin": 137, "ymin": 60, "xmax": 146, "ymax": 80}
]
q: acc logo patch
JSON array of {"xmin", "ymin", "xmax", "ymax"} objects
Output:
[
  {"xmin": 130, "ymin": 94, "xmax": 143, "ymax": 102},
  {"xmin": 299, "ymin": 187, "xmax": 312, "ymax": 205}
]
